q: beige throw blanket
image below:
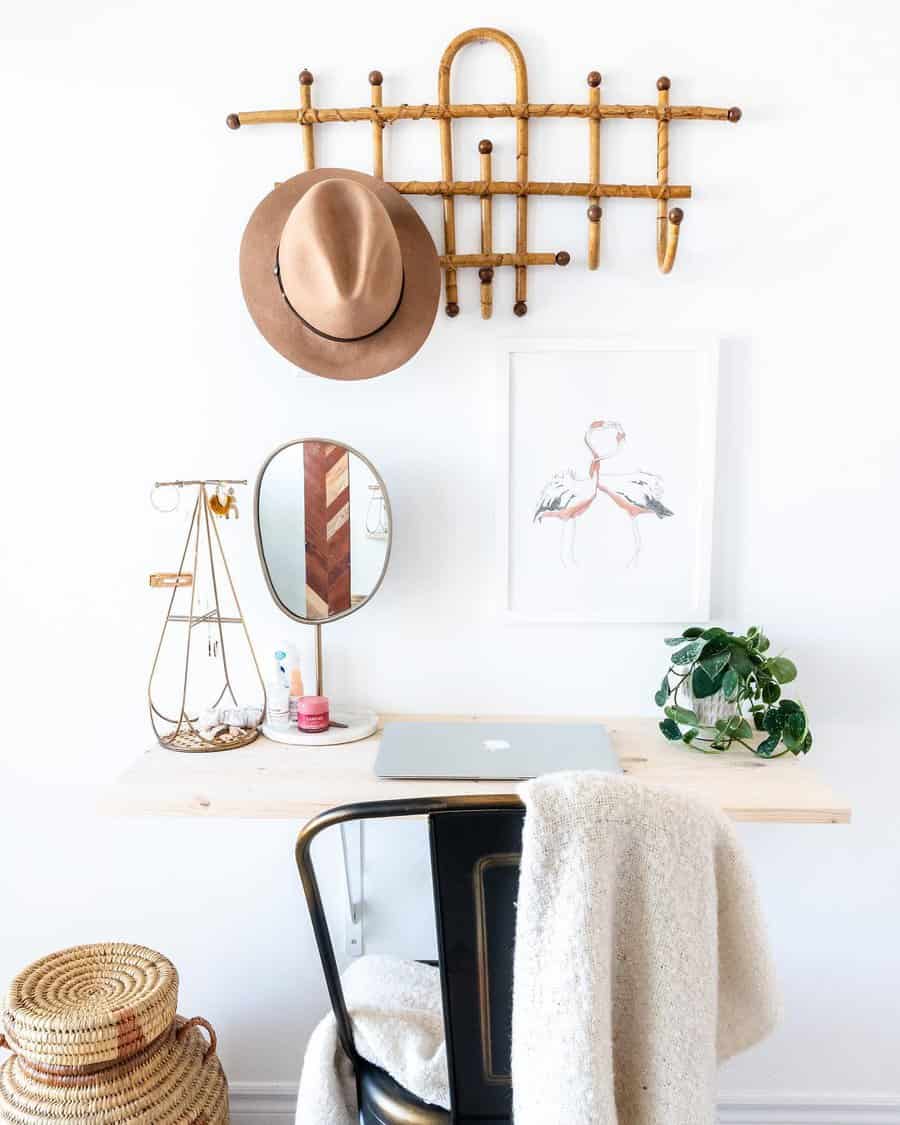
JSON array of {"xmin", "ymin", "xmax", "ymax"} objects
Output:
[{"xmin": 512, "ymin": 772, "xmax": 779, "ymax": 1124}]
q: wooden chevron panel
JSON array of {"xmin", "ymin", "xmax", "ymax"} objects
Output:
[{"xmin": 303, "ymin": 442, "xmax": 351, "ymax": 619}]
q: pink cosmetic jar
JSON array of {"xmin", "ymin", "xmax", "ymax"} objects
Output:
[{"xmin": 298, "ymin": 695, "xmax": 330, "ymax": 734}]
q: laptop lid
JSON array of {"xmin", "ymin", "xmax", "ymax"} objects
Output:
[{"xmin": 375, "ymin": 720, "xmax": 620, "ymax": 781}]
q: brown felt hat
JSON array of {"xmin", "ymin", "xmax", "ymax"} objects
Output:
[{"xmin": 240, "ymin": 168, "xmax": 440, "ymax": 380}]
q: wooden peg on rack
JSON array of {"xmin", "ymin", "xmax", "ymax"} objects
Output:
[
  {"xmin": 479, "ymin": 139, "xmax": 494, "ymax": 320},
  {"xmin": 299, "ymin": 69, "xmax": 315, "ymax": 171},
  {"xmin": 587, "ymin": 71, "xmax": 603, "ymax": 270},
  {"xmin": 656, "ymin": 76, "xmax": 682, "ymax": 274},
  {"xmin": 369, "ymin": 70, "xmax": 384, "ymax": 178}
]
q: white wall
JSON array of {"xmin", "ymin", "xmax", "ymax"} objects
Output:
[{"xmin": 1, "ymin": 0, "xmax": 899, "ymax": 1113}]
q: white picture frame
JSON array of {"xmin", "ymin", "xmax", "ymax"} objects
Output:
[{"xmin": 496, "ymin": 339, "xmax": 719, "ymax": 624}]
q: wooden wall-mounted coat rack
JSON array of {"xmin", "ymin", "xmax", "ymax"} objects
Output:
[{"xmin": 227, "ymin": 27, "xmax": 742, "ymax": 318}]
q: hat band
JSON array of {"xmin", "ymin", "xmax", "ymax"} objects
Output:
[{"xmin": 274, "ymin": 247, "xmax": 405, "ymax": 344}]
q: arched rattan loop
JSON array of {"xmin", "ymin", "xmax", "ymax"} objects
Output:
[{"xmin": 438, "ymin": 28, "xmax": 529, "ymax": 314}]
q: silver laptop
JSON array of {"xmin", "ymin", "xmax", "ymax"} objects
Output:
[{"xmin": 375, "ymin": 720, "xmax": 620, "ymax": 781}]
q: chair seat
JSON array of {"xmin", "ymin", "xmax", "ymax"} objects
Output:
[{"xmin": 357, "ymin": 1059, "xmax": 450, "ymax": 1124}]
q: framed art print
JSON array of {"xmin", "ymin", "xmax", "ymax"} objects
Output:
[{"xmin": 497, "ymin": 340, "xmax": 718, "ymax": 623}]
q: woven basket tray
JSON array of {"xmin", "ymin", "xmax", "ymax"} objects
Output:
[
  {"xmin": 0, "ymin": 1018, "xmax": 228, "ymax": 1123},
  {"xmin": 2, "ymin": 944, "xmax": 178, "ymax": 1070}
]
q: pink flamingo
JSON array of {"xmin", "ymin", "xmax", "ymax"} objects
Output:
[
  {"xmin": 595, "ymin": 471, "xmax": 673, "ymax": 567},
  {"xmin": 533, "ymin": 420, "xmax": 625, "ymax": 565}
]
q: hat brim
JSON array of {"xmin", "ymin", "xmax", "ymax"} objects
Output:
[{"xmin": 240, "ymin": 168, "xmax": 440, "ymax": 380}]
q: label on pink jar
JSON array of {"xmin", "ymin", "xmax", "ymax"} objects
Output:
[{"xmin": 298, "ymin": 696, "xmax": 330, "ymax": 733}]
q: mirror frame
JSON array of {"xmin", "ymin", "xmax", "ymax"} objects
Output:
[
  {"xmin": 253, "ymin": 436, "xmax": 393, "ymax": 630},
  {"xmin": 253, "ymin": 437, "xmax": 393, "ymax": 626}
]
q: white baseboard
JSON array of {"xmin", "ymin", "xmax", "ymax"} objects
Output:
[
  {"xmin": 717, "ymin": 1096, "xmax": 900, "ymax": 1124},
  {"xmin": 230, "ymin": 1083, "xmax": 296, "ymax": 1124},
  {"xmin": 230, "ymin": 1084, "xmax": 900, "ymax": 1125}
]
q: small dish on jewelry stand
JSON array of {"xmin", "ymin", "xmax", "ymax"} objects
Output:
[{"xmin": 254, "ymin": 439, "xmax": 391, "ymax": 747}]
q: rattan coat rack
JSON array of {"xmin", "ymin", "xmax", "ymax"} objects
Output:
[{"xmin": 227, "ymin": 27, "xmax": 742, "ymax": 318}]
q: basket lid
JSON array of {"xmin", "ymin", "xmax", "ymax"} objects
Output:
[
  {"xmin": 2, "ymin": 944, "xmax": 178, "ymax": 1070},
  {"xmin": 0, "ymin": 1019, "xmax": 227, "ymax": 1123}
]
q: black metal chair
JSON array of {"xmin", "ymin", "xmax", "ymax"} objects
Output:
[{"xmin": 295, "ymin": 796, "xmax": 525, "ymax": 1124}]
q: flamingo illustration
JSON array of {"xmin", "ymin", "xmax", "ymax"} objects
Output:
[
  {"xmin": 596, "ymin": 471, "xmax": 673, "ymax": 567},
  {"xmin": 533, "ymin": 420, "xmax": 625, "ymax": 565}
]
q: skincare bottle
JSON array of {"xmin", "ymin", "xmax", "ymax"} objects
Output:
[
  {"xmin": 274, "ymin": 644, "xmax": 301, "ymax": 688},
  {"xmin": 267, "ymin": 682, "xmax": 291, "ymax": 729}
]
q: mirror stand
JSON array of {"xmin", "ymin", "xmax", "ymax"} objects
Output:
[{"xmin": 313, "ymin": 621, "xmax": 323, "ymax": 697}]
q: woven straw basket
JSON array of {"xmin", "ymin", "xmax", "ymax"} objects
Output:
[
  {"xmin": 0, "ymin": 944, "xmax": 228, "ymax": 1124},
  {"xmin": 2, "ymin": 944, "xmax": 178, "ymax": 1070}
]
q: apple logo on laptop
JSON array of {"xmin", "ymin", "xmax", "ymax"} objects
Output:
[{"xmin": 482, "ymin": 738, "xmax": 512, "ymax": 752}]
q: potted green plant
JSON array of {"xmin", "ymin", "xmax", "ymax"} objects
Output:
[{"xmin": 655, "ymin": 626, "xmax": 813, "ymax": 757}]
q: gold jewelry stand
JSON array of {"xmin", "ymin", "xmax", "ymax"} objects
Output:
[
  {"xmin": 226, "ymin": 27, "xmax": 742, "ymax": 315},
  {"xmin": 148, "ymin": 480, "xmax": 266, "ymax": 753}
]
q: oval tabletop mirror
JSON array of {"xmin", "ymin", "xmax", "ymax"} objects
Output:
[{"xmin": 255, "ymin": 438, "xmax": 391, "ymax": 746}]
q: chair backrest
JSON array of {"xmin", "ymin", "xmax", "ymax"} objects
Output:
[
  {"xmin": 429, "ymin": 809, "xmax": 523, "ymax": 1121},
  {"xmin": 294, "ymin": 797, "xmax": 525, "ymax": 1121}
]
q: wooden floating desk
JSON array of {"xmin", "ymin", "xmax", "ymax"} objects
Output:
[{"xmin": 100, "ymin": 716, "xmax": 850, "ymax": 825}]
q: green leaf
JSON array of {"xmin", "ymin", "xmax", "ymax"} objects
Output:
[
  {"xmin": 761, "ymin": 681, "xmax": 781, "ymax": 704},
  {"xmin": 691, "ymin": 663, "xmax": 720, "ymax": 699},
  {"xmin": 666, "ymin": 705, "xmax": 700, "ymax": 725},
  {"xmin": 654, "ymin": 675, "xmax": 670, "ymax": 708},
  {"xmin": 700, "ymin": 652, "xmax": 730, "ymax": 680},
  {"xmin": 762, "ymin": 708, "xmax": 784, "ymax": 733},
  {"xmin": 682, "ymin": 627, "xmax": 704, "ymax": 638},
  {"xmin": 782, "ymin": 710, "xmax": 808, "ymax": 749},
  {"xmin": 752, "ymin": 709, "xmax": 767, "ymax": 731},
  {"xmin": 682, "ymin": 727, "xmax": 699, "ymax": 744},
  {"xmin": 728, "ymin": 642, "xmax": 754, "ymax": 677},
  {"xmin": 769, "ymin": 657, "xmax": 798, "ymax": 685},
  {"xmin": 757, "ymin": 633, "xmax": 771, "ymax": 653},
  {"xmin": 671, "ymin": 639, "xmax": 705, "ymax": 666},
  {"xmin": 722, "ymin": 667, "xmax": 740, "ymax": 700},
  {"xmin": 665, "ymin": 636, "xmax": 687, "ymax": 646},
  {"xmin": 716, "ymin": 715, "xmax": 753, "ymax": 739},
  {"xmin": 700, "ymin": 637, "xmax": 731, "ymax": 660},
  {"xmin": 778, "ymin": 699, "xmax": 803, "ymax": 714},
  {"xmin": 802, "ymin": 732, "xmax": 813, "ymax": 754},
  {"xmin": 755, "ymin": 733, "xmax": 781, "ymax": 757},
  {"xmin": 659, "ymin": 718, "xmax": 682, "ymax": 741},
  {"xmin": 701, "ymin": 626, "xmax": 730, "ymax": 641}
]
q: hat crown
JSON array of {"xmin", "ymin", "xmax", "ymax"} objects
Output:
[{"xmin": 278, "ymin": 179, "xmax": 403, "ymax": 339}]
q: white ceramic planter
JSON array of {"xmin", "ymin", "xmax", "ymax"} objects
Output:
[{"xmin": 684, "ymin": 686, "xmax": 738, "ymax": 728}]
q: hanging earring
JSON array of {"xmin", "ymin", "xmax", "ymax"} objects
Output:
[
  {"xmin": 208, "ymin": 484, "xmax": 228, "ymax": 518},
  {"xmin": 226, "ymin": 487, "xmax": 239, "ymax": 520}
]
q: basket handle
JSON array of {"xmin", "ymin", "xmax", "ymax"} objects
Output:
[{"xmin": 176, "ymin": 1017, "xmax": 217, "ymax": 1064}]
